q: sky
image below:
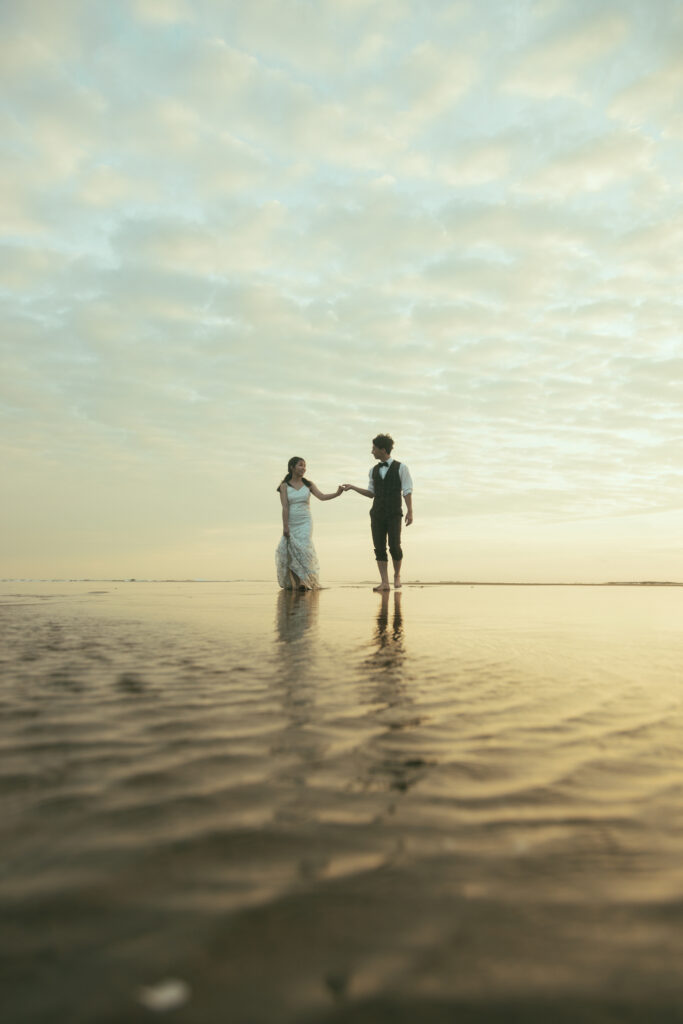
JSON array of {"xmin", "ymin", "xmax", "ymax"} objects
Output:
[{"xmin": 2, "ymin": 0, "xmax": 682, "ymax": 583}]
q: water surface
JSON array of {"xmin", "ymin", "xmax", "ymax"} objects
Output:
[{"xmin": 2, "ymin": 581, "xmax": 683, "ymax": 1022}]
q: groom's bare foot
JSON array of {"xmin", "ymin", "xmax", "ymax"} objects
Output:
[
  {"xmin": 373, "ymin": 584, "xmax": 391, "ymax": 592},
  {"xmin": 394, "ymin": 577, "xmax": 402, "ymax": 588}
]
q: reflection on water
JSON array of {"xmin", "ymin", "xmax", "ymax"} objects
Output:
[
  {"xmin": 271, "ymin": 589, "xmax": 321, "ymax": 786},
  {"xmin": 275, "ymin": 588, "xmax": 320, "ymax": 645},
  {"xmin": 365, "ymin": 589, "xmax": 404, "ymax": 675},
  {"xmin": 375, "ymin": 589, "xmax": 404, "ymax": 649},
  {"xmin": 273, "ymin": 588, "xmax": 319, "ymax": 711},
  {"xmin": 3, "ymin": 581, "xmax": 683, "ymax": 1023},
  {"xmin": 360, "ymin": 591, "xmax": 427, "ymax": 796}
]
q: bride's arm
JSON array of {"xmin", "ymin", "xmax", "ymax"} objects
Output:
[
  {"xmin": 279, "ymin": 484, "xmax": 290, "ymax": 535},
  {"xmin": 309, "ymin": 482, "xmax": 343, "ymax": 501}
]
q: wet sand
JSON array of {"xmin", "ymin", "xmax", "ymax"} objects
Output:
[{"xmin": 2, "ymin": 581, "xmax": 683, "ymax": 1023}]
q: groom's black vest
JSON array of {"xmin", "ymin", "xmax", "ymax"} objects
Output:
[{"xmin": 371, "ymin": 461, "xmax": 402, "ymax": 517}]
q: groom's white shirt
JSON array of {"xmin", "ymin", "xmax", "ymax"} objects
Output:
[{"xmin": 367, "ymin": 458, "xmax": 413, "ymax": 496}]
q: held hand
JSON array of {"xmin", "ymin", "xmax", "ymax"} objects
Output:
[
  {"xmin": 342, "ymin": 483, "xmax": 352, "ymax": 492},
  {"xmin": 335, "ymin": 485, "xmax": 343, "ymax": 496},
  {"xmin": 405, "ymin": 511, "xmax": 413, "ymax": 526}
]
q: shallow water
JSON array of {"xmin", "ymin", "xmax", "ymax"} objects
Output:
[{"xmin": 2, "ymin": 581, "xmax": 683, "ymax": 1022}]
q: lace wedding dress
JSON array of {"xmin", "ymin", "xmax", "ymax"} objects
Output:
[{"xmin": 276, "ymin": 484, "xmax": 321, "ymax": 590}]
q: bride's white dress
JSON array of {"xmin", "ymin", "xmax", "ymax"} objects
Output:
[{"xmin": 276, "ymin": 484, "xmax": 321, "ymax": 590}]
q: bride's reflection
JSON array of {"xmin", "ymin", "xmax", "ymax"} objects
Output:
[
  {"xmin": 275, "ymin": 587, "xmax": 319, "ymax": 648},
  {"xmin": 274, "ymin": 589, "xmax": 320, "ymax": 705},
  {"xmin": 271, "ymin": 590, "xmax": 321, "ymax": 790}
]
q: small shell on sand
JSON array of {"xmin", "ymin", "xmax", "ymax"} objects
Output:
[{"xmin": 138, "ymin": 978, "xmax": 190, "ymax": 1012}]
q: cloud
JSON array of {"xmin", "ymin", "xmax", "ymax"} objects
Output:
[
  {"xmin": 0, "ymin": 161, "xmax": 49, "ymax": 237},
  {"xmin": 195, "ymin": 0, "xmax": 414, "ymax": 78},
  {"xmin": 503, "ymin": 11, "xmax": 629, "ymax": 99},
  {"xmin": 0, "ymin": 242, "xmax": 65, "ymax": 291},
  {"xmin": 609, "ymin": 56, "xmax": 683, "ymax": 139},
  {"xmin": 77, "ymin": 165, "xmax": 155, "ymax": 209},
  {"xmin": 517, "ymin": 129, "xmax": 658, "ymax": 197},
  {"xmin": 437, "ymin": 138, "xmax": 515, "ymax": 186},
  {"xmin": 129, "ymin": 0, "xmax": 194, "ymax": 24},
  {"xmin": 385, "ymin": 41, "xmax": 477, "ymax": 141}
]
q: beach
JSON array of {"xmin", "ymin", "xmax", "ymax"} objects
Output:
[{"xmin": 3, "ymin": 580, "xmax": 683, "ymax": 1023}]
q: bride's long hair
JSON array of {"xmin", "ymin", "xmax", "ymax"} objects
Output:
[{"xmin": 276, "ymin": 456, "xmax": 312, "ymax": 492}]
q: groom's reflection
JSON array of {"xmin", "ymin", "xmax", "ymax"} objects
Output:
[
  {"xmin": 362, "ymin": 591, "xmax": 427, "ymax": 796},
  {"xmin": 375, "ymin": 589, "xmax": 404, "ymax": 656},
  {"xmin": 362, "ymin": 589, "xmax": 405, "ymax": 683}
]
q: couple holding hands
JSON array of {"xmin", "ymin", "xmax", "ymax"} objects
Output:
[{"xmin": 276, "ymin": 433, "xmax": 413, "ymax": 593}]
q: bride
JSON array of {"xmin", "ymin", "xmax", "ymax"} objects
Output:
[{"xmin": 276, "ymin": 457, "xmax": 342, "ymax": 590}]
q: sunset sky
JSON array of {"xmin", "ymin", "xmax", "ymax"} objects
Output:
[{"xmin": 2, "ymin": 0, "xmax": 682, "ymax": 582}]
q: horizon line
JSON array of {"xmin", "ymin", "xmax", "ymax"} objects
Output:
[{"xmin": 1, "ymin": 578, "xmax": 682, "ymax": 588}]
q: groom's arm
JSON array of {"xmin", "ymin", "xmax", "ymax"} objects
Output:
[
  {"xmin": 342, "ymin": 484, "xmax": 373, "ymax": 497},
  {"xmin": 343, "ymin": 467, "xmax": 374, "ymax": 498},
  {"xmin": 401, "ymin": 464, "xmax": 413, "ymax": 525}
]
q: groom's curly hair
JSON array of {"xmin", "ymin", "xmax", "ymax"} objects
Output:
[{"xmin": 372, "ymin": 433, "xmax": 394, "ymax": 454}]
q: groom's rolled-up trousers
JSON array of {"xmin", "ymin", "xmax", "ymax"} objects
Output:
[{"xmin": 370, "ymin": 511, "xmax": 403, "ymax": 563}]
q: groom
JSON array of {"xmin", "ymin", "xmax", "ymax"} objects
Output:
[{"xmin": 343, "ymin": 433, "xmax": 413, "ymax": 591}]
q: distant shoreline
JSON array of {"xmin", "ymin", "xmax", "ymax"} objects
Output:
[
  {"xmin": 402, "ymin": 581, "xmax": 683, "ymax": 587},
  {"xmin": 1, "ymin": 579, "xmax": 682, "ymax": 588}
]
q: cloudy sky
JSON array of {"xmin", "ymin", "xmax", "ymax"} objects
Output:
[{"xmin": 2, "ymin": 0, "xmax": 682, "ymax": 582}]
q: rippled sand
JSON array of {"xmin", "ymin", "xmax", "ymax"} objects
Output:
[{"xmin": 3, "ymin": 581, "xmax": 683, "ymax": 1023}]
